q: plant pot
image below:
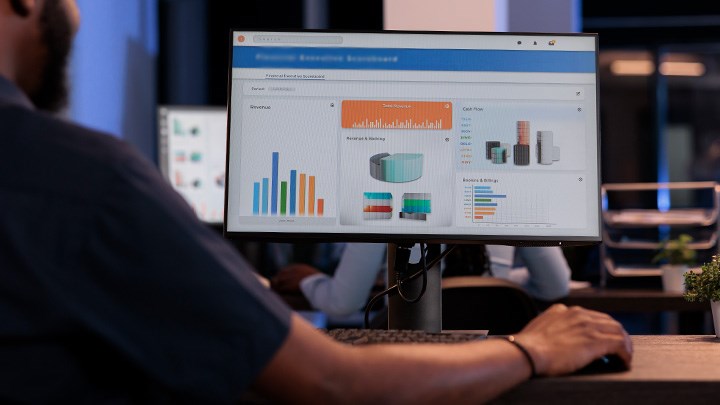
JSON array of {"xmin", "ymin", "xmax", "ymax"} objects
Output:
[
  {"xmin": 660, "ymin": 264, "xmax": 688, "ymax": 293},
  {"xmin": 712, "ymin": 300, "xmax": 720, "ymax": 338}
]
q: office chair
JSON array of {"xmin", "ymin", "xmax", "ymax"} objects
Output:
[{"xmin": 442, "ymin": 276, "xmax": 539, "ymax": 334}]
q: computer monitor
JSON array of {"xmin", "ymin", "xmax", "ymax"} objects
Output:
[
  {"xmin": 157, "ymin": 106, "xmax": 227, "ymax": 224},
  {"xmin": 224, "ymin": 30, "xmax": 601, "ymax": 246}
]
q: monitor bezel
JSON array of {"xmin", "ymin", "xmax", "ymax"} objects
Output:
[{"xmin": 223, "ymin": 29, "xmax": 601, "ymax": 247}]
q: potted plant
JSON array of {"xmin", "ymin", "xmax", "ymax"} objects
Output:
[
  {"xmin": 652, "ymin": 234, "xmax": 696, "ymax": 293},
  {"xmin": 683, "ymin": 255, "xmax": 720, "ymax": 338}
]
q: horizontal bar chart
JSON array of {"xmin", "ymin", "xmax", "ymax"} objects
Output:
[
  {"xmin": 363, "ymin": 192, "xmax": 392, "ymax": 220},
  {"xmin": 471, "ymin": 186, "xmax": 505, "ymax": 222}
]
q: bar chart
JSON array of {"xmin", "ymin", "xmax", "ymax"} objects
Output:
[
  {"xmin": 342, "ymin": 100, "xmax": 452, "ymax": 130},
  {"xmin": 464, "ymin": 184, "xmax": 550, "ymax": 225},
  {"xmin": 363, "ymin": 192, "xmax": 393, "ymax": 220},
  {"xmin": 251, "ymin": 152, "xmax": 326, "ymax": 217},
  {"xmin": 399, "ymin": 193, "xmax": 432, "ymax": 221},
  {"xmin": 470, "ymin": 185, "xmax": 505, "ymax": 222}
]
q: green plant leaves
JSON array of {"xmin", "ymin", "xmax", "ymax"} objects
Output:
[
  {"xmin": 684, "ymin": 255, "xmax": 720, "ymax": 303},
  {"xmin": 653, "ymin": 234, "xmax": 696, "ymax": 266}
]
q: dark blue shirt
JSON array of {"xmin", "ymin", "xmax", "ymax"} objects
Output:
[{"xmin": 0, "ymin": 76, "xmax": 291, "ymax": 403}]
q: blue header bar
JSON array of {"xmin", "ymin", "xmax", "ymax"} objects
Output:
[{"xmin": 233, "ymin": 46, "xmax": 595, "ymax": 73}]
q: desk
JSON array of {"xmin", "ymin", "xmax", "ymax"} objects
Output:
[
  {"xmin": 494, "ymin": 335, "xmax": 720, "ymax": 404},
  {"xmin": 565, "ymin": 287, "xmax": 708, "ymax": 312}
]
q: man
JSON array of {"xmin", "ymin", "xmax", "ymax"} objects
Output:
[{"xmin": 0, "ymin": 1, "xmax": 632, "ymax": 403}]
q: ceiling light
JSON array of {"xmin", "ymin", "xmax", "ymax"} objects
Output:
[
  {"xmin": 610, "ymin": 60, "xmax": 655, "ymax": 76},
  {"xmin": 659, "ymin": 61, "xmax": 706, "ymax": 76}
]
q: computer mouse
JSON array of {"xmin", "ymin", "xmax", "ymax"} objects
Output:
[{"xmin": 573, "ymin": 354, "xmax": 629, "ymax": 375}]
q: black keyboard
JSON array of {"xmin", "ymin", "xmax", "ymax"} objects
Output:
[{"xmin": 323, "ymin": 328, "xmax": 486, "ymax": 345}]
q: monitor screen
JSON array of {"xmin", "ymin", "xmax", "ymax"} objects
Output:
[
  {"xmin": 158, "ymin": 106, "xmax": 227, "ymax": 224},
  {"xmin": 224, "ymin": 30, "xmax": 601, "ymax": 245}
]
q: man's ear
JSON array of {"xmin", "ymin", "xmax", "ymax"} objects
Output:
[{"xmin": 9, "ymin": 0, "xmax": 35, "ymax": 17}]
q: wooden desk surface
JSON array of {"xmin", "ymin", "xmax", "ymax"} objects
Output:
[
  {"xmin": 566, "ymin": 287, "xmax": 709, "ymax": 312},
  {"xmin": 494, "ymin": 335, "xmax": 720, "ymax": 404}
]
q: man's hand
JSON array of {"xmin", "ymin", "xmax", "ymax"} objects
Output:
[
  {"xmin": 514, "ymin": 304, "xmax": 633, "ymax": 376},
  {"xmin": 271, "ymin": 264, "xmax": 321, "ymax": 293}
]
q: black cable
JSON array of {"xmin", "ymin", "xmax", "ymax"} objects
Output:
[
  {"xmin": 363, "ymin": 244, "xmax": 458, "ymax": 328},
  {"xmin": 403, "ymin": 244, "xmax": 456, "ymax": 283},
  {"xmin": 363, "ymin": 284, "xmax": 394, "ymax": 328},
  {"xmin": 396, "ymin": 242, "xmax": 427, "ymax": 303}
]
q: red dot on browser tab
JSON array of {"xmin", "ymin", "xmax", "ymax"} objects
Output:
[{"xmin": 237, "ymin": 35, "xmax": 245, "ymax": 43}]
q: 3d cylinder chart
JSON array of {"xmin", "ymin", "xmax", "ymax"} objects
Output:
[
  {"xmin": 485, "ymin": 141, "xmax": 511, "ymax": 164},
  {"xmin": 536, "ymin": 131, "xmax": 561, "ymax": 165},
  {"xmin": 369, "ymin": 153, "xmax": 424, "ymax": 183},
  {"xmin": 484, "ymin": 123, "xmax": 561, "ymax": 167},
  {"xmin": 491, "ymin": 146, "xmax": 507, "ymax": 164},
  {"xmin": 485, "ymin": 141, "xmax": 500, "ymax": 159},
  {"xmin": 399, "ymin": 193, "xmax": 431, "ymax": 220},
  {"xmin": 251, "ymin": 152, "xmax": 326, "ymax": 217},
  {"xmin": 363, "ymin": 192, "xmax": 393, "ymax": 220},
  {"xmin": 513, "ymin": 120, "xmax": 530, "ymax": 166}
]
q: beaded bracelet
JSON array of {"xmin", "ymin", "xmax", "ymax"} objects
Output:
[{"xmin": 506, "ymin": 335, "xmax": 537, "ymax": 378}]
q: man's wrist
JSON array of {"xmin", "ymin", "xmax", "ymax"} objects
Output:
[{"xmin": 503, "ymin": 335, "xmax": 537, "ymax": 378}]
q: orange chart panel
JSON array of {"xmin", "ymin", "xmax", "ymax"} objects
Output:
[{"xmin": 342, "ymin": 100, "xmax": 452, "ymax": 130}]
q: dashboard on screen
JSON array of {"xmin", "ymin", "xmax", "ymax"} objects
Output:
[
  {"xmin": 224, "ymin": 30, "xmax": 601, "ymax": 245},
  {"xmin": 158, "ymin": 106, "xmax": 227, "ymax": 224}
]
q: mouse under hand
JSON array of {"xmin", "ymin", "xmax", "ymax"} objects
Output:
[{"xmin": 573, "ymin": 354, "xmax": 629, "ymax": 375}]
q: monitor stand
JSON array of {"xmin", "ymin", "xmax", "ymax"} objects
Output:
[{"xmin": 386, "ymin": 243, "xmax": 442, "ymax": 333}]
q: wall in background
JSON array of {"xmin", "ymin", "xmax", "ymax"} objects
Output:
[
  {"xmin": 69, "ymin": 0, "xmax": 158, "ymax": 160},
  {"xmin": 508, "ymin": 0, "xmax": 580, "ymax": 32},
  {"xmin": 384, "ymin": 0, "xmax": 507, "ymax": 31},
  {"xmin": 384, "ymin": 0, "xmax": 579, "ymax": 32}
]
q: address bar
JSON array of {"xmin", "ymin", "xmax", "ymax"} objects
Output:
[{"xmin": 253, "ymin": 34, "xmax": 343, "ymax": 45}]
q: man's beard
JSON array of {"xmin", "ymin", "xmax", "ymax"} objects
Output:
[{"xmin": 30, "ymin": 0, "xmax": 74, "ymax": 113}]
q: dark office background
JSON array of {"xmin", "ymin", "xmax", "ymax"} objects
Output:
[
  {"xmin": 158, "ymin": 0, "xmax": 383, "ymax": 106},
  {"xmin": 156, "ymin": 0, "xmax": 720, "ymax": 184},
  {"xmin": 153, "ymin": 0, "xmax": 720, "ymax": 278}
]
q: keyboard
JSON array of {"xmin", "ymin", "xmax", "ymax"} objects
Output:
[{"xmin": 323, "ymin": 328, "xmax": 486, "ymax": 345}]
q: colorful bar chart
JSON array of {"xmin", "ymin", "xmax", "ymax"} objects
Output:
[
  {"xmin": 399, "ymin": 193, "xmax": 431, "ymax": 221},
  {"xmin": 472, "ymin": 186, "xmax": 506, "ymax": 222},
  {"xmin": 462, "ymin": 182, "xmax": 551, "ymax": 225},
  {"xmin": 342, "ymin": 100, "xmax": 452, "ymax": 130},
  {"xmin": 251, "ymin": 152, "xmax": 326, "ymax": 217},
  {"xmin": 363, "ymin": 192, "xmax": 393, "ymax": 220}
]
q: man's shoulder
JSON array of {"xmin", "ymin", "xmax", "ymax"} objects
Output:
[
  {"xmin": 3, "ymin": 105, "xmax": 132, "ymax": 160},
  {"xmin": 0, "ymin": 105, "xmax": 150, "ymax": 199}
]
